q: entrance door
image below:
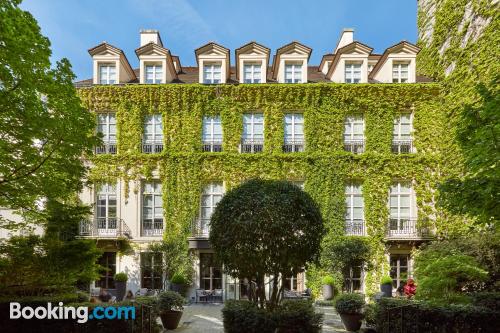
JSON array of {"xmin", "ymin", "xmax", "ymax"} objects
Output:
[
  {"xmin": 200, "ymin": 253, "xmax": 222, "ymax": 291},
  {"xmin": 96, "ymin": 252, "xmax": 116, "ymax": 289}
]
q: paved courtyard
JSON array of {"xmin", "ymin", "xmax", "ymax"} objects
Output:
[{"xmin": 168, "ymin": 304, "xmax": 351, "ymax": 332}]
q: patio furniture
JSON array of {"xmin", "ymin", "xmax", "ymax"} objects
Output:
[
  {"xmin": 196, "ymin": 289, "xmax": 208, "ymax": 303},
  {"xmin": 212, "ymin": 289, "xmax": 223, "ymax": 303},
  {"xmin": 90, "ymin": 288, "xmax": 100, "ymax": 297},
  {"xmin": 135, "ymin": 288, "xmax": 148, "ymax": 297}
]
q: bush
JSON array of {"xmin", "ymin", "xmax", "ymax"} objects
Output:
[
  {"xmin": 158, "ymin": 291, "xmax": 184, "ymax": 312},
  {"xmin": 321, "ymin": 275, "xmax": 335, "ymax": 286},
  {"xmin": 275, "ymin": 300, "xmax": 323, "ymax": 333},
  {"xmin": 380, "ymin": 276, "xmax": 393, "ymax": 285},
  {"xmin": 470, "ymin": 292, "xmax": 500, "ymax": 311},
  {"xmin": 170, "ymin": 272, "xmax": 187, "ymax": 284},
  {"xmin": 315, "ymin": 299, "xmax": 335, "ymax": 307},
  {"xmin": 222, "ymin": 300, "xmax": 275, "ymax": 333},
  {"xmin": 76, "ymin": 290, "xmax": 89, "ymax": 302},
  {"xmin": 114, "ymin": 272, "xmax": 128, "ymax": 282},
  {"xmin": 364, "ymin": 302, "xmax": 377, "ymax": 327},
  {"xmin": 334, "ymin": 293, "xmax": 365, "ymax": 314}
]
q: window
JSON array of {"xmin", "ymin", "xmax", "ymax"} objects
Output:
[
  {"xmin": 283, "ymin": 113, "xmax": 304, "ymax": 152},
  {"xmin": 345, "ymin": 63, "xmax": 361, "ymax": 83},
  {"xmin": 99, "ymin": 64, "xmax": 116, "ymax": 84},
  {"xmin": 96, "ymin": 113, "xmax": 117, "ymax": 154},
  {"xmin": 203, "ymin": 63, "xmax": 221, "ymax": 84},
  {"xmin": 390, "ymin": 254, "xmax": 410, "ymax": 289},
  {"xmin": 143, "ymin": 114, "xmax": 163, "ymax": 153},
  {"xmin": 141, "ymin": 252, "xmax": 163, "ymax": 289},
  {"xmin": 96, "ymin": 252, "xmax": 116, "ymax": 289},
  {"xmin": 96, "ymin": 183, "xmax": 117, "ymax": 235},
  {"xmin": 241, "ymin": 113, "xmax": 264, "ymax": 153},
  {"xmin": 243, "ymin": 63, "xmax": 261, "ymax": 83},
  {"xmin": 202, "ymin": 116, "xmax": 223, "ymax": 152},
  {"xmin": 392, "ymin": 63, "xmax": 409, "ymax": 83},
  {"xmin": 343, "ymin": 261, "xmax": 363, "ymax": 292},
  {"xmin": 200, "ymin": 253, "xmax": 222, "ymax": 291},
  {"xmin": 284, "ymin": 63, "xmax": 302, "ymax": 83},
  {"xmin": 198, "ymin": 183, "xmax": 224, "ymax": 236},
  {"xmin": 145, "ymin": 64, "xmax": 163, "ymax": 84},
  {"xmin": 345, "ymin": 183, "xmax": 364, "ymax": 235},
  {"xmin": 142, "ymin": 181, "xmax": 163, "ymax": 236},
  {"xmin": 344, "ymin": 114, "xmax": 364, "ymax": 153},
  {"xmin": 284, "ymin": 273, "xmax": 302, "ymax": 292},
  {"xmin": 389, "ymin": 183, "xmax": 416, "ymax": 236},
  {"xmin": 392, "ymin": 113, "xmax": 413, "ymax": 153}
]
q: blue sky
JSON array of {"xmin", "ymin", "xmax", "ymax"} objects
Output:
[{"xmin": 21, "ymin": 0, "xmax": 418, "ymax": 81}]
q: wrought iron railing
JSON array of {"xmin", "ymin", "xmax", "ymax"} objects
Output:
[
  {"xmin": 283, "ymin": 140, "xmax": 305, "ymax": 153},
  {"xmin": 344, "ymin": 139, "xmax": 365, "ymax": 154},
  {"xmin": 240, "ymin": 139, "xmax": 264, "ymax": 153},
  {"xmin": 202, "ymin": 141, "xmax": 223, "ymax": 152},
  {"xmin": 142, "ymin": 141, "xmax": 164, "ymax": 154},
  {"xmin": 345, "ymin": 219, "xmax": 365, "ymax": 236},
  {"xmin": 392, "ymin": 139, "xmax": 414, "ymax": 154},
  {"xmin": 79, "ymin": 218, "xmax": 131, "ymax": 238},
  {"xmin": 386, "ymin": 218, "xmax": 431, "ymax": 239},
  {"xmin": 141, "ymin": 219, "xmax": 164, "ymax": 237},
  {"xmin": 191, "ymin": 219, "xmax": 210, "ymax": 238},
  {"xmin": 95, "ymin": 142, "xmax": 117, "ymax": 154}
]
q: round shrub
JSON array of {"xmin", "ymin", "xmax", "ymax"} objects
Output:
[
  {"xmin": 334, "ymin": 293, "xmax": 365, "ymax": 314},
  {"xmin": 114, "ymin": 272, "xmax": 128, "ymax": 282},
  {"xmin": 275, "ymin": 300, "xmax": 323, "ymax": 333},
  {"xmin": 222, "ymin": 300, "xmax": 275, "ymax": 333},
  {"xmin": 158, "ymin": 291, "xmax": 184, "ymax": 312},
  {"xmin": 170, "ymin": 272, "xmax": 187, "ymax": 285},
  {"xmin": 380, "ymin": 276, "xmax": 393, "ymax": 285},
  {"xmin": 322, "ymin": 276, "xmax": 335, "ymax": 286}
]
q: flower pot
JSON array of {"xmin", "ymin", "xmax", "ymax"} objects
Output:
[
  {"xmin": 380, "ymin": 283, "xmax": 392, "ymax": 298},
  {"xmin": 160, "ymin": 310, "xmax": 183, "ymax": 330},
  {"xmin": 339, "ymin": 313, "xmax": 364, "ymax": 332},
  {"xmin": 170, "ymin": 283, "xmax": 187, "ymax": 296},
  {"xmin": 323, "ymin": 284, "xmax": 334, "ymax": 300},
  {"xmin": 115, "ymin": 281, "xmax": 127, "ymax": 301}
]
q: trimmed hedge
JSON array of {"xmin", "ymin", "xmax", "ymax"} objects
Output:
[
  {"xmin": 222, "ymin": 299, "xmax": 323, "ymax": 333},
  {"xmin": 375, "ymin": 298, "xmax": 500, "ymax": 333}
]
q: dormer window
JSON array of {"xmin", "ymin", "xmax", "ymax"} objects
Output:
[
  {"xmin": 284, "ymin": 62, "xmax": 302, "ymax": 83},
  {"xmin": 203, "ymin": 63, "xmax": 222, "ymax": 84},
  {"xmin": 345, "ymin": 63, "xmax": 361, "ymax": 83},
  {"xmin": 99, "ymin": 64, "xmax": 116, "ymax": 85},
  {"xmin": 145, "ymin": 64, "xmax": 163, "ymax": 84},
  {"xmin": 392, "ymin": 62, "xmax": 409, "ymax": 83},
  {"xmin": 243, "ymin": 63, "xmax": 261, "ymax": 83}
]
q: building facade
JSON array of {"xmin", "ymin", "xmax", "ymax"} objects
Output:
[{"xmin": 72, "ymin": 28, "xmax": 445, "ymax": 302}]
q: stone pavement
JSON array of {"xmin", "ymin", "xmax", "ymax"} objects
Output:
[{"xmin": 166, "ymin": 303, "xmax": 350, "ymax": 333}]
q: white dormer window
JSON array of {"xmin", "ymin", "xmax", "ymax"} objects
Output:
[
  {"xmin": 203, "ymin": 63, "xmax": 221, "ymax": 84},
  {"xmin": 99, "ymin": 64, "xmax": 116, "ymax": 84},
  {"xmin": 393, "ymin": 63, "xmax": 409, "ymax": 83},
  {"xmin": 145, "ymin": 64, "xmax": 163, "ymax": 84},
  {"xmin": 345, "ymin": 63, "xmax": 361, "ymax": 83},
  {"xmin": 243, "ymin": 63, "xmax": 261, "ymax": 83},
  {"xmin": 285, "ymin": 63, "xmax": 302, "ymax": 83}
]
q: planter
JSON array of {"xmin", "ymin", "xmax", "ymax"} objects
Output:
[
  {"xmin": 170, "ymin": 283, "xmax": 187, "ymax": 296},
  {"xmin": 380, "ymin": 283, "xmax": 393, "ymax": 298},
  {"xmin": 160, "ymin": 310, "xmax": 183, "ymax": 330},
  {"xmin": 339, "ymin": 313, "xmax": 364, "ymax": 332},
  {"xmin": 115, "ymin": 281, "xmax": 127, "ymax": 301},
  {"xmin": 322, "ymin": 284, "xmax": 334, "ymax": 300}
]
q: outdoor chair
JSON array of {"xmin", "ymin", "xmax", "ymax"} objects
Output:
[
  {"xmin": 213, "ymin": 289, "xmax": 223, "ymax": 303},
  {"xmin": 135, "ymin": 288, "xmax": 148, "ymax": 297},
  {"xmin": 196, "ymin": 289, "xmax": 208, "ymax": 303}
]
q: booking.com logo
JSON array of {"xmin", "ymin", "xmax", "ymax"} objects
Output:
[{"xmin": 10, "ymin": 302, "xmax": 135, "ymax": 323}]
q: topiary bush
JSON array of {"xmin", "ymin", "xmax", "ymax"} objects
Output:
[
  {"xmin": 321, "ymin": 276, "xmax": 335, "ymax": 286},
  {"xmin": 334, "ymin": 293, "xmax": 365, "ymax": 314},
  {"xmin": 380, "ymin": 276, "xmax": 393, "ymax": 285},
  {"xmin": 222, "ymin": 300, "xmax": 275, "ymax": 333},
  {"xmin": 158, "ymin": 291, "xmax": 184, "ymax": 312},
  {"xmin": 275, "ymin": 299, "xmax": 323, "ymax": 333},
  {"xmin": 114, "ymin": 272, "xmax": 128, "ymax": 282}
]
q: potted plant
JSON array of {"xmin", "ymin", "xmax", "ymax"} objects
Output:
[
  {"xmin": 170, "ymin": 272, "xmax": 188, "ymax": 296},
  {"xmin": 114, "ymin": 272, "xmax": 128, "ymax": 301},
  {"xmin": 322, "ymin": 275, "xmax": 336, "ymax": 300},
  {"xmin": 158, "ymin": 290, "xmax": 185, "ymax": 330},
  {"xmin": 380, "ymin": 276, "xmax": 393, "ymax": 298},
  {"xmin": 334, "ymin": 293, "xmax": 365, "ymax": 332}
]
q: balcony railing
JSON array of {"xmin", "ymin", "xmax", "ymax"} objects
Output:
[
  {"xmin": 345, "ymin": 219, "xmax": 366, "ymax": 236},
  {"xmin": 240, "ymin": 139, "xmax": 264, "ymax": 153},
  {"xmin": 141, "ymin": 219, "xmax": 164, "ymax": 237},
  {"xmin": 283, "ymin": 140, "xmax": 305, "ymax": 153},
  {"xmin": 392, "ymin": 139, "xmax": 414, "ymax": 154},
  {"xmin": 202, "ymin": 141, "xmax": 223, "ymax": 152},
  {"xmin": 95, "ymin": 142, "xmax": 117, "ymax": 154},
  {"xmin": 79, "ymin": 218, "xmax": 131, "ymax": 238},
  {"xmin": 142, "ymin": 141, "xmax": 164, "ymax": 154},
  {"xmin": 386, "ymin": 218, "xmax": 431, "ymax": 239},
  {"xmin": 191, "ymin": 219, "xmax": 210, "ymax": 238},
  {"xmin": 344, "ymin": 140, "xmax": 365, "ymax": 154}
]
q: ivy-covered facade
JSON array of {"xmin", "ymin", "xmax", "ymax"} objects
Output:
[{"xmin": 75, "ymin": 81, "xmax": 460, "ymax": 299}]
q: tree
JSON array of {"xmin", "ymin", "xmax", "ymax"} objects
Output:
[
  {"xmin": 0, "ymin": 0, "xmax": 98, "ymax": 229},
  {"xmin": 148, "ymin": 237, "xmax": 194, "ymax": 287},
  {"xmin": 209, "ymin": 179, "xmax": 325, "ymax": 310}
]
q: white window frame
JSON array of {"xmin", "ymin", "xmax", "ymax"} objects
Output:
[
  {"xmin": 284, "ymin": 63, "xmax": 302, "ymax": 83},
  {"xmin": 145, "ymin": 64, "xmax": 163, "ymax": 84},
  {"xmin": 202, "ymin": 115, "xmax": 223, "ymax": 152},
  {"xmin": 242, "ymin": 113, "xmax": 264, "ymax": 141},
  {"xmin": 97, "ymin": 113, "xmax": 117, "ymax": 143},
  {"xmin": 284, "ymin": 113, "xmax": 304, "ymax": 143},
  {"xmin": 345, "ymin": 183, "xmax": 364, "ymax": 235},
  {"xmin": 390, "ymin": 253, "xmax": 411, "ymax": 289},
  {"xmin": 389, "ymin": 182, "xmax": 415, "ymax": 220},
  {"xmin": 99, "ymin": 64, "xmax": 116, "ymax": 85},
  {"xmin": 143, "ymin": 114, "xmax": 163, "ymax": 143},
  {"xmin": 96, "ymin": 183, "xmax": 117, "ymax": 233},
  {"xmin": 203, "ymin": 63, "xmax": 222, "ymax": 84},
  {"xmin": 344, "ymin": 114, "xmax": 364, "ymax": 141},
  {"xmin": 345, "ymin": 62, "xmax": 361, "ymax": 83},
  {"xmin": 392, "ymin": 62, "xmax": 409, "ymax": 83},
  {"xmin": 142, "ymin": 181, "xmax": 163, "ymax": 237},
  {"xmin": 243, "ymin": 63, "xmax": 262, "ymax": 83},
  {"xmin": 393, "ymin": 113, "xmax": 413, "ymax": 140},
  {"xmin": 199, "ymin": 183, "xmax": 224, "ymax": 236}
]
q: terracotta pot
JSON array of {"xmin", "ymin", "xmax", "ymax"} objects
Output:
[
  {"xmin": 160, "ymin": 310, "xmax": 183, "ymax": 330},
  {"xmin": 339, "ymin": 313, "xmax": 364, "ymax": 332}
]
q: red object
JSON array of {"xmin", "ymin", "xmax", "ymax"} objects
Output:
[{"xmin": 404, "ymin": 278, "xmax": 416, "ymax": 298}]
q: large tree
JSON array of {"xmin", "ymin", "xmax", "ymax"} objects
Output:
[
  {"xmin": 209, "ymin": 179, "xmax": 325, "ymax": 310},
  {"xmin": 0, "ymin": 0, "xmax": 98, "ymax": 228}
]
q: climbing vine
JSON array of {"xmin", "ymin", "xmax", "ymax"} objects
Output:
[{"xmin": 77, "ymin": 82, "xmax": 461, "ymax": 296}]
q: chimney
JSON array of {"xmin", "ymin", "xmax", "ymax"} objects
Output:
[
  {"xmin": 140, "ymin": 29, "xmax": 163, "ymax": 47},
  {"xmin": 334, "ymin": 28, "xmax": 354, "ymax": 53}
]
